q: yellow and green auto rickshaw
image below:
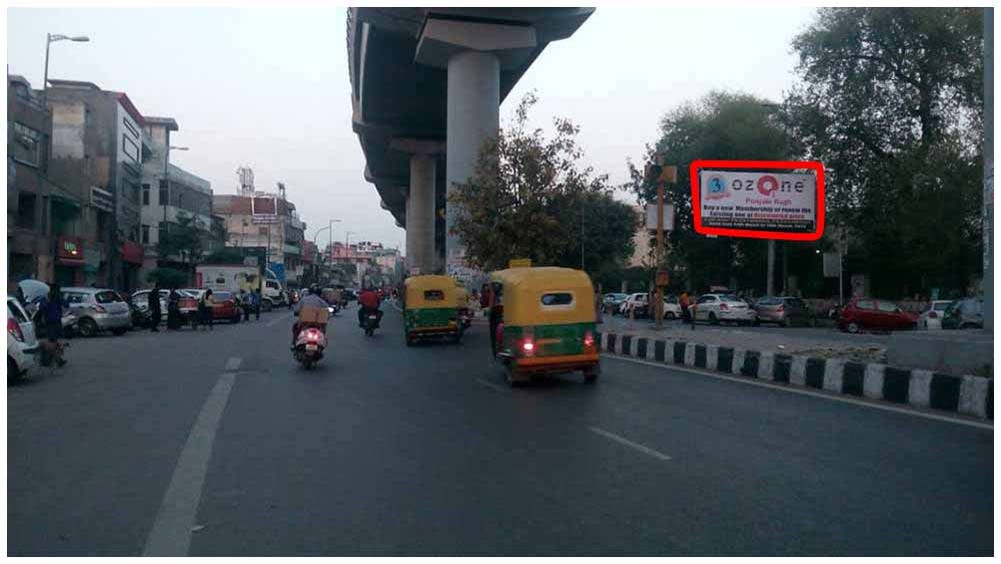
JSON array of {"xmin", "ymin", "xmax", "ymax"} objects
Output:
[
  {"xmin": 487, "ymin": 266, "xmax": 600, "ymax": 386},
  {"xmin": 403, "ymin": 275, "xmax": 463, "ymax": 346}
]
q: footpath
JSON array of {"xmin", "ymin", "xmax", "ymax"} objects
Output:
[{"xmin": 597, "ymin": 318, "xmax": 993, "ymax": 421}]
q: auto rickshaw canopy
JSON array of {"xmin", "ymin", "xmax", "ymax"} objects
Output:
[
  {"xmin": 489, "ymin": 267, "xmax": 596, "ymax": 326},
  {"xmin": 404, "ymin": 275, "xmax": 461, "ymax": 310}
]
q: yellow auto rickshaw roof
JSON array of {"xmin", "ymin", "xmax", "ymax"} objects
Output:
[
  {"xmin": 490, "ymin": 267, "xmax": 596, "ymax": 325},
  {"xmin": 405, "ymin": 275, "xmax": 457, "ymax": 289},
  {"xmin": 405, "ymin": 275, "xmax": 461, "ymax": 308}
]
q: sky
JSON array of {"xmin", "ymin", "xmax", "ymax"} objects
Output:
[{"xmin": 6, "ymin": 5, "xmax": 817, "ymax": 252}]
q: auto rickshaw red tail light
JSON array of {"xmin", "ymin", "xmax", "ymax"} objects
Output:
[
  {"xmin": 521, "ymin": 339, "xmax": 535, "ymax": 356},
  {"xmin": 583, "ymin": 331, "xmax": 596, "ymax": 353}
]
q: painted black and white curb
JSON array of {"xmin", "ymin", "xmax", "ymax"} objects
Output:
[{"xmin": 599, "ymin": 332, "xmax": 993, "ymax": 420}]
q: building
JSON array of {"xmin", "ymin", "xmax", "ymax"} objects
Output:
[
  {"xmin": 327, "ymin": 241, "xmax": 402, "ymax": 287},
  {"xmin": 7, "ymin": 74, "xmax": 87, "ymax": 287},
  {"xmin": 139, "ymin": 117, "xmax": 214, "ymax": 282},
  {"xmin": 213, "ymin": 192, "xmax": 306, "ymax": 285},
  {"xmin": 45, "ymin": 78, "xmax": 155, "ymax": 290}
]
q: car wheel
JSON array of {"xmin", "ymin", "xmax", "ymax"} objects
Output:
[
  {"xmin": 262, "ymin": 300, "xmax": 273, "ymax": 313},
  {"xmin": 8, "ymin": 356, "xmax": 23, "ymax": 383},
  {"xmin": 664, "ymin": 312, "xmax": 676, "ymax": 320},
  {"xmin": 111, "ymin": 328, "xmax": 127, "ymax": 336},
  {"xmin": 847, "ymin": 322, "xmax": 860, "ymax": 334},
  {"xmin": 78, "ymin": 317, "xmax": 98, "ymax": 338},
  {"xmin": 780, "ymin": 319, "xmax": 789, "ymax": 328},
  {"xmin": 709, "ymin": 312, "xmax": 719, "ymax": 325}
]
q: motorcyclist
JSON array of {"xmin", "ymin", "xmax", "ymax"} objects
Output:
[
  {"xmin": 357, "ymin": 286, "xmax": 383, "ymax": 328},
  {"xmin": 292, "ymin": 284, "xmax": 330, "ymax": 348}
]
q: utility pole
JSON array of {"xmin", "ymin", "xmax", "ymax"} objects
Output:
[
  {"xmin": 984, "ymin": 7, "xmax": 993, "ymax": 331},
  {"xmin": 646, "ymin": 157, "xmax": 676, "ymax": 329},
  {"xmin": 766, "ymin": 240, "xmax": 776, "ymax": 296}
]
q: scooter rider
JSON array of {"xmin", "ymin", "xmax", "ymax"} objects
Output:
[
  {"xmin": 357, "ymin": 286, "xmax": 383, "ymax": 328},
  {"xmin": 292, "ymin": 284, "xmax": 330, "ymax": 348}
]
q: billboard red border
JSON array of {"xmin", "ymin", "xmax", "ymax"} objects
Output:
[{"xmin": 690, "ymin": 159, "xmax": 825, "ymax": 241}]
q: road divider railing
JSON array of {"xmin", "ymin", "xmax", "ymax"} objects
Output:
[{"xmin": 598, "ymin": 331, "xmax": 993, "ymax": 420}]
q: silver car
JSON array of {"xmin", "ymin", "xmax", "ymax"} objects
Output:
[
  {"xmin": 691, "ymin": 293, "xmax": 757, "ymax": 325},
  {"xmin": 61, "ymin": 287, "xmax": 132, "ymax": 337}
]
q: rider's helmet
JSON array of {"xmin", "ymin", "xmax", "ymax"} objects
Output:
[{"xmin": 309, "ymin": 283, "xmax": 320, "ymax": 295}]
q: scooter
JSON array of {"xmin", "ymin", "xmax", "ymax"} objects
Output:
[
  {"xmin": 293, "ymin": 323, "xmax": 328, "ymax": 369},
  {"xmin": 362, "ymin": 311, "xmax": 380, "ymax": 337}
]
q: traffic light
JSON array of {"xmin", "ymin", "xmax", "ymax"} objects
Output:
[{"xmin": 644, "ymin": 163, "xmax": 663, "ymax": 183}]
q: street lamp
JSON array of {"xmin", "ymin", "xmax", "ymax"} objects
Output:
[
  {"xmin": 43, "ymin": 33, "xmax": 89, "ymax": 101},
  {"xmin": 313, "ymin": 219, "xmax": 342, "ymax": 262}
]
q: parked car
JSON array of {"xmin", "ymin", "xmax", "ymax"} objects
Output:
[
  {"xmin": 691, "ymin": 293, "xmax": 757, "ymax": 325},
  {"xmin": 917, "ymin": 299, "xmax": 954, "ymax": 330},
  {"xmin": 131, "ymin": 289, "xmax": 170, "ymax": 328},
  {"xmin": 942, "ymin": 298, "xmax": 983, "ymax": 329},
  {"xmin": 837, "ymin": 298, "xmax": 918, "ymax": 333},
  {"xmin": 8, "ymin": 296, "xmax": 39, "ymax": 382},
  {"xmin": 753, "ymin": 296, "xmax": 813, "ymax": 327},
  {"xmin": 183, "ymin": 289, "xmax": 242, "ymax": 323},
  {"xmin": 618, "ymin": 293, "xmax": 650, "ymax": 316},
  {"xmin": 602, "ymin": 293, "xmax": 629, "ymax": 313},
  {"xmin": 61, "ymin": 287, "xmax": 132, "ymax": 337}
]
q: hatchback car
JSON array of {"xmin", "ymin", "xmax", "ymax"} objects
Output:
[
  {"xmin": 602, "ymin": 293, "xmax": 628, "ymax": 313},
  {"xmin": 917, "ymin": 299, "xmax": 954, "ymax": 330},
  {"xmin": 131, "ymin": 289, "xmax": 170, "ymax": 327},
  {"xmin": 837, "ymin": 298, "xmax": 918, "ymax": 333},
  {"xmin": 753, "ymin": 296, "xmax": 813, "ymax": 327},
  {"xmin": 61, "ymin": 287, "xmax": 132, "ymax": 337},
  {"xmin": 942, "ymin": 298, "xmax": 983, "ymax": 329},
  {"xmin": 691, "ymin": 294, "xmax": 757, "ymax": 325},
  {"xmin": 8, "ymin": 296, "xmax": 39, "ymax": 381}
]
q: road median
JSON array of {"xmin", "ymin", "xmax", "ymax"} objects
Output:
[{"xmin": 598, "ymin": 330, "xmax": 993, "ymax": 421}]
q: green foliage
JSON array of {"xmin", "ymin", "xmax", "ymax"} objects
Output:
[
  {"xmin": 449, "ymin": 92, "xmax": 637, "ymax": 275},
  {"xmin": 157, "ymin": 213, "xmax": 205, "ymax": 268},
  {"xmin": 788, "ymin": 7, "xmax": 984, "ymax": 297},
  {"xmin": 624, "ymin": 91, "xmax": 792, "ymax": 293},
  {"xmin": 145, "ymin": 267, "xmax": 188, "ymax": 289},
  {"xmin": 203, "ymin": 247, "xmax": 246, "ymax": 265}
]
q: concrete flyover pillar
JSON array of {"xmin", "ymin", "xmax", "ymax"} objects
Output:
[
  {"xmin": 408, "ymin": 154, "xmax": 437, "ymax": 275},
  {"xmin": 445, "ymin": 50, "xmax": 500, "ymax": 271}
]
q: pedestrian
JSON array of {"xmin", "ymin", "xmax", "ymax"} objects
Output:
[
  {"xmin": 680, "ymin": 291, "xmax": 695, "ymax": 330},
  {"xmin": 239, "ymin": 289, "xmax": 250, "ymax": 322},
  {"xmin": 38, "ymin": 284, "xmax": 67, "ymax": 367},
  {"xmin": 287, "ymin": 289, "xmax": 293, "ymax": 311},
  {"xmin": 199, "ymin": 289, "xmax": 214, "ymax": 331},
  {"xmin": 148, "ymin": 282, "xmax": 162, "ymax": 332},
  {"xmin": 167, "ymin": 288, "xmax": 182, "ymax": 330},
  {"xmin": 252, "ymin": 288, "xmax": 261, "ymax": 320}
]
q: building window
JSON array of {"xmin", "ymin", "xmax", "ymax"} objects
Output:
[
  {"xmin": 123, "ymin": 117, "xmax": 140, "ymax": 139},
  {"xmin": 12, "ymin": 122, "xmax": 42, "ymax": 166},
  {"xmin": 16, "ymin": 193, "xmax": 36, "ymax": 229},
  {"xmin": 159, "ymin": 180, "xmax": 168, "ymax": 206},
  {"xmin": 142, "ymin": 184, "xmax": 150, "ymax": 206},
  {"xmin": 96, "ymin": 210, "xmax": 109, "ymax": 243},
  {"xmin": 259, "ymin": 227, "xmax": 269, "ymax": 235},
  {"xmin": 141, "ymin": 224, "xmax": 150, "ymax": 244},
  {"xmin": 122, "ymin": 134, "xmax": 140, "ymax": 163},
  {"xmin": 176, "ymin": 193, "xmax": 184, "ymax": 209}
]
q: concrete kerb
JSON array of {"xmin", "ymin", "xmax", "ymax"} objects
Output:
[{"xmin": 598, "ymin": 330, "xmax": 993, "ymax": 421}]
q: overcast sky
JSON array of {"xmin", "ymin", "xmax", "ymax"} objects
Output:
[{"xmin": 6, "ymin": 5, "xmax": 817, "ymax": 250}]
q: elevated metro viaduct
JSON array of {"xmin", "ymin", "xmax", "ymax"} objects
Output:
[{"xmin": 347, "ymin": 7, "xmax": 594, "ymax": 277}]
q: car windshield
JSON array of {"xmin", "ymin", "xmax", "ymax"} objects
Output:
[{"xmin": 933, "ymin": 302, "xmax": 952, "ymax": 311}]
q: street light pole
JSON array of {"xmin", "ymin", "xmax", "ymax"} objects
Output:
[{"xmin": 42, "ymin": 33, "xmax": 89, "ymax": 104}]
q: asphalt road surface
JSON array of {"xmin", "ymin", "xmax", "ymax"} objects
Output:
[{"xmin": 8, "ymin": 305, "xmax": 993, "ymax": 556}]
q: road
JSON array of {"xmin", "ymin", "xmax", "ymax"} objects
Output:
[{"xmin": 8, "ymin": 304, "xmax": 993, "ymax": 556}]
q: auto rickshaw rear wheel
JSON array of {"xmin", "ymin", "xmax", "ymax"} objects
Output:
[{"xmin": 583, "ymin": 365, "xmax": 600, "ymax": 384}]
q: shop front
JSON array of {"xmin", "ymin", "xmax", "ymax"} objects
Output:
[
  {"xmin": 121, "ymin": 240, "xmax": 144, "ymax": 291},
  {"xmin": 55, "ymin": 236, "xmax": 85, "ymax": 286}
]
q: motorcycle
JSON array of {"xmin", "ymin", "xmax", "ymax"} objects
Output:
[
  {"xmin": 293, "ymin": 324, "xmax": 327, "ymax": 369},
  {"xmin": 458, "ymin": 308, "xmax": 472, "ymax": 331},
  {"xmin": 362, "ymin": 311, "xmax": 380, "ymax": 337}
]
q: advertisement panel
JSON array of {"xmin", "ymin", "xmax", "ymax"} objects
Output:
[{"xmin": 690, "ymin": 160, "xmax": 825, "ymax": 241}]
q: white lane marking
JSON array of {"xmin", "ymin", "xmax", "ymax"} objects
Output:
[
  {"xmin": 589, "ymin": 426, "xmax": 672, "ymax": 462},
  {"xmin": 476, "ymin": 378, "xmax": 508, "ymax": 393},
  {"xmin": 143, "ymin": 371, "xmax": 238, "ymax": 556},
  {"xmin": 224, "ymin": 356, "xmax": 242, "ymax": 371},
  {"xmin": 604, "ymin": 355, "xmax": 994, "ymax": 431}
]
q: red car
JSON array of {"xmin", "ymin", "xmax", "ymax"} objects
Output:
[
  {"xmin": 183, "ymin": 289, "xmax": 242, "ymax": 324},
  {"xmin": 837, "ymin": 298, "xmax": 918, "ymax": 333}
]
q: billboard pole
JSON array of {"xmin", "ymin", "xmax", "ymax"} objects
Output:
[{"xmin": 655, "ymin": 180, "xmax": 665, "ymax": 329}]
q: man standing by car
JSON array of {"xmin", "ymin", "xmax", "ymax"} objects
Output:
[{"xmin": 147, "ymin": 282, "xmax": 162, "ymax": 332}]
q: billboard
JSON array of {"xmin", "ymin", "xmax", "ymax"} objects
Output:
[
  {"xmin": 645, "ymin": 203, "xmax": 675, "ymax": 231},
  {"xmin": 690, "ymin": 160, "xmax": 825, "ymax": 241}
]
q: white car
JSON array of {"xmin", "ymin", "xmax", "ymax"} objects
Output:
[
  {"xmin": 618, "ymin": 293, "xmax": 683, "ymax": 320},
  {"xmin": 8, "ymin": 296, "xmax": 39, "ymax": 381},
  {"xmin": 691, "ymin": 294, "xmax": 757, "ymax": 325},
  {"xmin": 918, "ymin": 300, "xmax": 954, "ymax": 330},
  {"xmin": 132, "ymin": 289, "xmax": 170, "ymax": 325}
]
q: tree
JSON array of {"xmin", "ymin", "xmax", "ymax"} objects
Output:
[
  {"xmin": 146, "ymin": 267, "xmax": 188, "ymax": 289},
  {"xmin": 625, "ymin": 91, "xmax": 797, "ymax": 294},
  {"xmin": 449, "ymin": 92, "xmax": 637, "ymax": 274},
  {"xmin": 157, "ymin": 213, "xmax": 205, "ymax": 273},
  {"xmin": 787, "ymin": 7, "xmax": 984, "ymax": 297}
]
